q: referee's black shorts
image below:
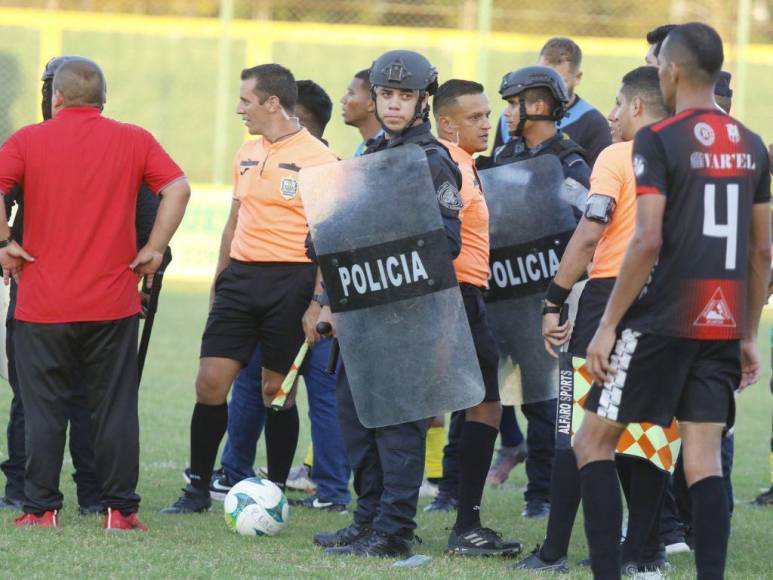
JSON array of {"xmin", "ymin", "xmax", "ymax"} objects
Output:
[
  {"xmin": 200, "ymin": 260, "xmax": 315, "ymax": 374},
  {"xmin": 461, "ymin": 283, "xmax": 500, "ymax": 402}
]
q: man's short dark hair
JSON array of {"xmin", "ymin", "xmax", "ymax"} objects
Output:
[
  {"xmin": 354, "ymin": 69, "xmax": 370, "ymax": 84},
  {"xmin": 661, "ymin": 23, "xmax": 724, "ymax": 84},
  {"xmin": 296, "ymin": 80, "xmax": 333, "ymax": 132},
  {"xmin": 433, "ymin": 79, "xmax": 484, "ymax": 117},
  {"xmin": 523, "ymin": 87, "xmax": 559, "ymax": 115},
  {"xmin": 646, "ymin": 24, "xmax": 677, "ymax": 57},
  {"xmin": 539, "ymin": 37, "xmax": 582, "ymax": 72},
  {"xmin": 53, "ymin": 58, "xmax": 106, "ymax": 108},
  {"xmin": 241, "ymin": 64, "xmax": 297, "ymax": 110},
  {"xmin": 621, "ymin": 66, "xmax": 668, "ymax": 117}
]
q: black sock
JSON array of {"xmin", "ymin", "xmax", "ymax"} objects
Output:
[
  {"xmin": 540, "ymin": 448, "xmax": 581, "ymax": 562},
  {"xmin": 189, "ymin": 402, "xmax": 228, "ymax": 492},
  {"xmin": 580, "ymin": 460, "xmax": 622, "ymax": 580},
  {"xmin": 265, "ymin": 405, "xmax": 299, "ymax": 490},
  {"xmin": 454, "ymin": 421, "xmax": 498, "ymax": 533},
  {"xmin": 618, "ymin": 456, "xmax": 668, "ymax": 563},
  {"xmin": 690, "ymin": 476, "xmax": 729, "ymax": 580}
]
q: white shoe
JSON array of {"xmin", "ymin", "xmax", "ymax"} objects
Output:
[{"xmin": 286, "ymin": 464, "xmax": 316, "ymax": 493}]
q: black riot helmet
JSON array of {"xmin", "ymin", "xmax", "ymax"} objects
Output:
[
  {"xmin": 369, "ymin": 50, "xmax": 439, "ymax": 135},
  {"xmin": 40, "ymin": 55, "xmax": 105, "ymax": 120},
  {"xmin": 499, "ymin": 65, "xmax": 569, "ymax": 138}
]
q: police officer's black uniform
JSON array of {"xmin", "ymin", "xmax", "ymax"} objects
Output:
[
  {"xmin": 313, "ymin": 51, "xmax": 462, "ymax": 558},
  {"xmin": 489, "ymin": 66, "xmax": 590, "ymax": 517}
]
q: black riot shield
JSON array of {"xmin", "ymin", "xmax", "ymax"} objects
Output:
[
  {"xmin": 300, "ymin": 145, "xmax": 485, "ymax": 428},
  {"xmin": 480, "ymin": 155, "xmax": 577, "ymax": 404}
]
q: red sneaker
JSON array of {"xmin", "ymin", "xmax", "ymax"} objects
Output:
[
  {"xmin": 14, "ymin": 510, "xmax": 59, "ymax": 528},
  {"xmin": 104, "ymin": 508, "xmax": 148, "ymax": 532}
]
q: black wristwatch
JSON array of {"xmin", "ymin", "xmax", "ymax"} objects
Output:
[
  {"xmin": 0, "ymin": 235, "xmax": 12, "ymax": 249},
  {"xmin": 541, "ymin": 302, "xmax": 562, "ymax": 315}
]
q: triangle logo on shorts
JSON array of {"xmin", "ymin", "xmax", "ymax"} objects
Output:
[{"xmin": 694, "ymin": 287, "xmax": 736, "ymax": 328}]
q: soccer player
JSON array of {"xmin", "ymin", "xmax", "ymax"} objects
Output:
[
  {"xmin": 575, "ymin": 23, "xmax": 771, "ymax": 579},
  {"xmin": 433, "ymin": 79, "xmax": 521, "ymax": 556},
  {"xmin": 517, "ymin": 65, "xmax": 670, "ymax": 574},
  {"xmin": 645, "ymin": 24, "xmax": 677, "ymax": 66},
  {"xmin": 162, "ymin": 64, "xmax": 338, "ymax": 514},
  {"xmin": 340, "ymin": 69, "xmax": 383, "ymax": 156}
]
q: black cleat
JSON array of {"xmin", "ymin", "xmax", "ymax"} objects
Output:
[
  {"xmin": 753, "ymin": 485, "xmax": 773, "ymax": 506},
  {"xmin": 512, "ymin": 545, "xmax": 569, "ymax": 572},
  {"xmin": 289, "ymin": 495, "xmax": 347, "ymax": 513},
  {"xmin": 447, "ymin": 527, "xmax": 522, "ymax": 557},
  {"xmin": 521, "ymin": 499, "xmax": 550, "ymax": 519},
  {"xmin": 313, "ymin": 523, "xmax": 371, "ymax": 547},
  {"xmin": 424, "ymin": 494, "xmax": 458, "ymax": 512},
  {"xmin": 160, "ymin": 486, "xmax": 212, "ymax": 514},
  {"xmin": 324, "ymin": 529, "xmax": 412, "ymax": 558}
]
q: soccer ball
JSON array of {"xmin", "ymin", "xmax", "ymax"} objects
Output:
[{"xmin": 223, "ymin": 477, "xmax": 289, "ymax": 536}]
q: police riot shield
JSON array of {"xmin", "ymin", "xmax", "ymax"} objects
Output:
[
  {"xmin": 300, "ymin": 145, "xmax": 485, "ymax": 428},
  {"xmin": 479, "ymin": 155, "xmax": 577, "ymax": 404}
]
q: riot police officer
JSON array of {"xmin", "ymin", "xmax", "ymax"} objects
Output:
[
  {"xmin": 490, "ymin": 65, "xmax": 591, "ymax": 519},
  {"xmin": 313, "ymin": 50, "xmax": 463, "ymax": 558}
]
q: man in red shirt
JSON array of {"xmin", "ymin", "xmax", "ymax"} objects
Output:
[{"xmin": 0, "ymin": 58, "xmax": 190, "ymax": 530}]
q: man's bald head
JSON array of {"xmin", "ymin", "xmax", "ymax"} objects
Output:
[{"xmin": 52, "ymin": 58, "xmax": 106, "ymax": 109}]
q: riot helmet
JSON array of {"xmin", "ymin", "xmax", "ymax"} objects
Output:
[{"xmin": 499, "ymin": 65, "xmax": 569, "ymax": 138}]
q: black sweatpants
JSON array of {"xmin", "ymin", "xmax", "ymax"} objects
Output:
[{"xmin": 15, "ymin": 316, "xmax": 140, "ymax": 514}]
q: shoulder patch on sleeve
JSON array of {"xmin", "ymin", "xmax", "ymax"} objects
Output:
[{"xmin": 437, "ymin": 180, "xmax": 463, "ymax": 211}]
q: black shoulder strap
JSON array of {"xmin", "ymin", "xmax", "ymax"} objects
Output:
[{"xmin": 546, "ymin": 137, "xmax": 588, "ymax": 164}]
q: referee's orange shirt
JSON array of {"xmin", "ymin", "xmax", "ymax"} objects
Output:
[
  {"xmin": 231, "ymin": 128, "xmax": 337, "ymax": 263},
  {"xmin": 588, "ymin": 140, "xmax": 637, "ymax": 279},
  {"xmin": 439, "ymin": 139, "xmax": 490, "ymax": 287}
]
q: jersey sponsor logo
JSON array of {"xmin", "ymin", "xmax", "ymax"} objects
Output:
[
  {"xmin": 279, "ymin": 176, "xmax": 299, "ymax": 200},
  {"xmin": 633, "ymin": 154, "xmax": 646, "ymax": 177},
  {"xmin": 694, "ymin": 122, "xmax": 716, "ymax": 147},
  {"xmin": 725, "ymin": 123, "xmax": 741, "ymax": 144},
  {"xmin": 689, "ymin": 152, "xmax": 757, "ymax": 171},
  {"xmin": 693, "ymin": 287, "xmax": 737, "ymax": 328},
  {"xmin": 317, "ymin": 229, "xmax": 457, "ymax": 312},
  {"xmin": 437, "ymin": 180, "xmax": 463, "ymax": 211}
]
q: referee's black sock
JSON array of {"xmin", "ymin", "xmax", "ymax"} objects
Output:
[
  {"xmin": 189, "ymin": 402, "xmax": 228, "ymax": 492},
  {"xmin": 580, "ymin": 460, "xmax": 622, "ymax": 580},
  {"xmin": 540, "ymin": 448, "xmax": 581, "ymax": 562},
  {"xmin": 454, "ymin": 420, "xmax": 497, "ymax": 533},
  {"xmin": 690, "ymin": 476, "xmax": 729, "ymax": 580},
  {"xmin": 618, "ymin": 456, "xmax": 668, "ymax": 563},
  {"xmin": 265, "ymin": 405, "xmax": 299, "ymax": 490}
]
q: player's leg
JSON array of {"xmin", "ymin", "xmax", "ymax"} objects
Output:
[
  {"xmin": 520, "ymin": 398, "xmax": 557, "ymax": 518},
  {"xmin": 259, "ymin": 264, "xmax": 316, "ymax": 491},
  {"xmin": 487, "ymin": 405, "xmax": 527, "ymax": 485},
  {"xmin": 448, "ymin": 284, "xmax": 521, "ymax": 556},
  {"xmin": 574, "ymin": 411, "xmax": 627, "ymax": 578},
  {"xmin": 1, "ymin": 311, "xmax": 26, "ymax": 509},
  {"xmin": 676, "ymin": 338, "xmax": 738, "ymax": 580}
]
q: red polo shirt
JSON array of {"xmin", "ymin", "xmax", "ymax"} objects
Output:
[{"xmin": 0, "ymin": 107, "xmax": 185, "ymax": 323}]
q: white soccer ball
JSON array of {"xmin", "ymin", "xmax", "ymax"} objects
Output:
[{"xmin": 223, "ymin": 477, "xmax": 289, "ymax": 536}]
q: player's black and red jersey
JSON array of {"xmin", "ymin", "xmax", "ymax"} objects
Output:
[{"xmin": 625, "ymin": 108, "xmax": 771, "ymax": 340}]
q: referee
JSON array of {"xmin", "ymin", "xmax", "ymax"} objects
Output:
[{"xmin": 0, "ymin": 58, "xmax": 189, "ymax": 529}]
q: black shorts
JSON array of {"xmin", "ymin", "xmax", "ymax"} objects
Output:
[
  {"xmin": 583, "ymin": 329, "xmax": 739, "ymax": 427},
  {"xmin": 200, "ymin": 260, "xmax": 316, "ymax": 373},
  {"xmin": 569, "ymin": 277, "xmax": 615, "ymax": 357},
  {"xmin": 461, "ymin": 284, "xmax": 500, "ymax": 402}
]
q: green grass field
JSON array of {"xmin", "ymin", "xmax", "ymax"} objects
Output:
[{"xmin": 1, "ymin": 279, "xmax": 772, "ymax": 579}]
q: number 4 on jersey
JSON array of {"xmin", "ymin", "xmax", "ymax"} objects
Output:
[{"xmin": 703, "ymin": 183, "xmax": 738, "ymax": 270}]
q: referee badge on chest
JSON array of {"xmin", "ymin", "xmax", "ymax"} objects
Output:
[{"xmin": 280, "ymin": 176, "xmax": 299, "ymax": 200}]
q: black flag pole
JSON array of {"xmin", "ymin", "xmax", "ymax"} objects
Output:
[{"xmin": 138, "ymin": 247, "xmax": 172, "ymax": 385}]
